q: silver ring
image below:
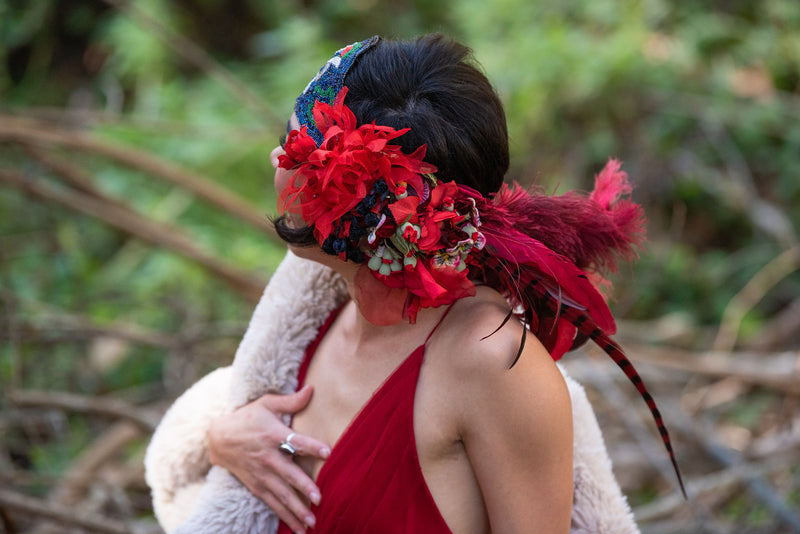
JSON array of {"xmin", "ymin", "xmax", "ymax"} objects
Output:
[{"xmin": 279, "ymin": 432, "xmax": 297, "ymax": 456}]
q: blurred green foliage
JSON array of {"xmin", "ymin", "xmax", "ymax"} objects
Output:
[
  {"xmin": 1, "ymin": 0, "xmax": 799, "ymax": 518},
  {"xmin": 2, "ymin": 0, "xmax": 798, "ymax": 396}
]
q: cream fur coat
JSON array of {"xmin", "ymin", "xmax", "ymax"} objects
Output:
[{"xmin": 145, "ymin": 251, "xmax": 639, "ymax": 533}]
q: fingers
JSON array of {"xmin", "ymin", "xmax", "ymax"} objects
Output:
[
  {"xmin": 281, "ymin": 461, "xmax": 322, "ymax": 506},
  {"xmin": 211, "ymin": 389, "xmax": 333, "ymax": 531},
  {"xmin": 281, "ymin": 431, "xmax": 331, "ymax": 461},
  {"xmin": 257, "ymin": 472, "xmax": 317, "ymax": 533},
  {"xmin": 233, "ymin": 458, "xmax": 320, "ymax": 532},
  {"xmin": 264, "ymin": 387, "xmax": 331, "ymax": 459},
  {"xmin": 266, "ymin": 384, "xmax": 314, "ymax": 414},
  {"xmin": 257, "ymin": 487, "xmax": 310, "ymax": 533},
  {"xmin": 237, "ymin": 454, "xmax": 319, "ymax": 533}
]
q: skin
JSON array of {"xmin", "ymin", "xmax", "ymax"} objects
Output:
[{"xmin": 207, "ymin": 134, "xmax": 574, "ymax": 534}]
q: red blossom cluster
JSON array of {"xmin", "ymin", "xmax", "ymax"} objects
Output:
[{"xmin": 278, "ymin": 89, "xmax": 484, "ymax": 324}]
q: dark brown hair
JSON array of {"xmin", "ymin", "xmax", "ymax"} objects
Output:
[{"xmin": 274, "ymin": 34, "xmax": 509, "ymax": 247}]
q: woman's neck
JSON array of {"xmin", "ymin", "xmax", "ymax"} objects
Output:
[
  {"xmin": 290, "ymin": 244, "xmax": 451, "ymax": 346},
  {"xmin": 341, "ymin": 297, "xmax": 447, "ymax": 347}
]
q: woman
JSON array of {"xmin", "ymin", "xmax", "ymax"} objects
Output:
[{"xmin": 146, "ymin": 34, "xmax": 680, "ymax": 534}]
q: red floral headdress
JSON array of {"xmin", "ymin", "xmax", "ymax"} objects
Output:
[
  {"xmin": 278, "ymin": 89, "xmax": 685, "ymax": 496},
  {"xmin": 280, "ymin": 88, "xmax": 483, "ymax": 325}
]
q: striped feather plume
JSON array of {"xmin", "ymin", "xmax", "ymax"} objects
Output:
[{"xmin": 468, "ymin": 159, "xmax": 686, "ymax": 498}]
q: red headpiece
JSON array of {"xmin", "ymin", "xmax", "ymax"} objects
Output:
[{"xmin": 278, "ymin": 90, "xmax": 685, "ymax": 496}]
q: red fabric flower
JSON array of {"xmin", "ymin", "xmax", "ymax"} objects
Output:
[
  {"xmin": 277, "ymin": 89, "xmax": 483, "ymax": 324},
  {"xmin": 278, "ymin": 128, "xmax": 317, "ymax": 169},
  {"xmin": 279, "ymin": 89, "xmax": 435, "ymax": 243},
  {"xmin": 377, "ymin": 261, "xmax": 475, "ymax": 323}
]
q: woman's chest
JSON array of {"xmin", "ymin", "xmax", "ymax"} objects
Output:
[
  {"xmin": 292, "ymin": 329, "xmax": 487, "ymax": 532},
  {"xmin": 291, "ymin": 339, "xmax": 413, "ymax": 476},
  {"xmin": 291, "ymin": 337, "xmax": 458, "ymax": 479}
]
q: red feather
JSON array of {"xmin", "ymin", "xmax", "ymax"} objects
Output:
[
  {"xmin": 483, "ymin": 158, "xmax": 645, "ymax": 274},
  {"xmin": 465, "ymin": 161, "xmax": 685, "ymax": 496},
  {"xmin": 479, "ymin": 225, "xmax": 616, "ymax": 334}
]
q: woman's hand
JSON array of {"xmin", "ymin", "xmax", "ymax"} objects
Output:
[{"xmin": 208, "ymin": 385, "xmax": 330, "ymax": 533}]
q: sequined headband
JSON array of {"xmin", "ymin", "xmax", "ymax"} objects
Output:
[{"xmin": 294, "ymin": 36, "xmax": 380, "ymax": 145}]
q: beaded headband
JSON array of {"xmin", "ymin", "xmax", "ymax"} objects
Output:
[{"xmin": 294, "ymin": 36, "xmax": 380, "ymax": 145}]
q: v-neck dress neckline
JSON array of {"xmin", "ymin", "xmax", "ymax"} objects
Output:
[{"xmin": 277, "ymin": 304, "xmax": 453, "ymax": 533}]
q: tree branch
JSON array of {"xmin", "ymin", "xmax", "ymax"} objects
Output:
[
  {"xmin": 8, "ymin": 390, "xmax": 159, "ymax": 432},
  {"xmin": 0, "ymin": 167, "xmax": 267, "ymax": 302},
  {"xmin": 48, "ymin": 422, "xmax": 142, "ymax": 508},
  {"xmin": 713, "ymin": 246, "xmax": 800, "ymax": 352},
  {"xmin": 622, "ymin": 342, "xmax": 800, "ymax": 395},
  {"xmin": 0, "ymin": 117, "xmax": 276, "ymax": 239},
  {"xmin": 0, "ymin": 489, "xmax": 134, "ymax": 534}
]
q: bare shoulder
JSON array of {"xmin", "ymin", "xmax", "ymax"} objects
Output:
[
  {"xmin": 432, "ymin": 286, "xmax": 564, "ymax": 382},
  {"xmin": 428, "ymin": 287, "xmax": 574, "ymax": 531},
  {"xmin": 428, "ymin": 286, "xmax": 572, "ymax": 432}
]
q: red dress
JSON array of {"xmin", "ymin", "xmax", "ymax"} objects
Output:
[{"xmin": 277, "ymin": 306, "xmax": 453, "ymax": 533}]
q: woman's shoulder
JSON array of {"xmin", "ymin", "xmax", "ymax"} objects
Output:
[
  {"xmin": 432, "ymin": 287, "xmax": 558, "ymax": 379},
  {"xmin": 428, "ymin": 287, "xmax": 573, "ymax": 473},
  {"xmin": 429, "ymin": 294, "xmax": 574, "ymax": 533}
]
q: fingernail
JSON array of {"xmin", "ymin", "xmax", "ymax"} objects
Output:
[
  {"xmin": 320, "ymin": 447, "xmax": 331, "ymax": 458},
  {"xmin": 310, "ymin": 491, "xmax": 321, "ymax": 505},
  {"xmin": 305, "ymin": 515, "xmax": 316, "ymax": 528}
]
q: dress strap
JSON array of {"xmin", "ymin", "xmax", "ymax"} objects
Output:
[{"xmin": 424, "ymin": 303, "xmax": 456, "ymax": 344}]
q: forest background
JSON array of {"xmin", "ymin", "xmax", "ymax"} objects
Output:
[{"xmin": 1, "ymin": 0, "xmax": 799, "ymax": 532}]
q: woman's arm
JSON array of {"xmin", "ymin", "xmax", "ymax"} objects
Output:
[
  {"xmin": 449, "ymin": 311, "xmax": 574, "ymax": 533},
  {"xmin": 146, "ymin": 368, "xmax": 332, "ymax": 533},
  {"xmin": 208, "ymin": 385, "xmax": 331, "ymax": 533}
]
